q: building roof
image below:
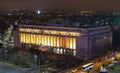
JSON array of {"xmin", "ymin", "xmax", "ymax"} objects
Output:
[{"xmin": 19, "ymin": 23, "xmax": 108, "ymax": 28}]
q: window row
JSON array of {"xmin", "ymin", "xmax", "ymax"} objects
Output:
[{"xmin": 19, "ymin": 28, "xmax": 80, "ymax": 36}]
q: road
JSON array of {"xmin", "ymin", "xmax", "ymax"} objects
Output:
[
  {"xmin": 63, "ymin": 52, "xmax": 120, "ymax": 73},
  {"xmin": 74, "ymin": 58, "xmax": 112, "ymax": 73}
]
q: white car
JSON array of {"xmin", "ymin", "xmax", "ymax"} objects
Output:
[
  {"xmin": 108, "ymin": 63, "xmax": 114, "ymax": 67},
  {"xmin": 100, "ymin": 66, "xmax": 108, "ymax": 73},
  {"xmin": 112, "ymin": 60, "xmax": 119, "ymax": 64}
]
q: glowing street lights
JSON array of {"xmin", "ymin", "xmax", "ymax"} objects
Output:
[{"xmin": 37, "ymin": 10, "xmax": 41, "ymax": 14}]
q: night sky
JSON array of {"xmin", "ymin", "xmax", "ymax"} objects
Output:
[{"xmin": 0, "ymin": 0, "xmax": 120, "ymax": 11}]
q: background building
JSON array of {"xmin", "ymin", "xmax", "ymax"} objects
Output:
[{"xmin": 13, "ymin": 24, "xmax": 112, "ymax": 59}]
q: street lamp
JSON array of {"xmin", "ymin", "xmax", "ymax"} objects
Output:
[
  {"xmin": 5, "ymin": 49, "xmax": 8, "ymax": 61},
  {"xmin": 45, "ymin": 68, "xmax": 48, "ymax": 73},
  {"xmin": 38, "ymin": 60, "xmax": 40, "ymax": 70},
  {"xmin": 34, "ymin": 54, "xmax": 38, "ymax": 66}
]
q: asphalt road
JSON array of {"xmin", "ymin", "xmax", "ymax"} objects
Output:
[{"xmin": 63, "ymin": 52, "xmax": 120, "ymax": 73}]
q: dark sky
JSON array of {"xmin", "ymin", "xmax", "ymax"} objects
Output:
[{"xmin": 0, "ymin": 0, "xmax": 120, "ymax": 11}]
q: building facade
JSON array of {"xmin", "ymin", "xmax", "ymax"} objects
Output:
[{"xmin": 13, "ymin": 24, "xmax": 112, "ymax": 59}]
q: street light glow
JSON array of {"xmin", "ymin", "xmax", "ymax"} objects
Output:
[{"xmin": 37, "ymin": 10, "xmax": 40, "ymax": 14}]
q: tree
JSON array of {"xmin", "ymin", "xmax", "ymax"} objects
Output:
[{"xmin": 0, "ymin": 16, "xmax": 10, "ymax": 47}]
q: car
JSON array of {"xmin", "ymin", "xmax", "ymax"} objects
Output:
[
  {"xmin": 111, "ymin": 56, "xmax": 118, "ymax": 61},
  {"xmin": 112, "ymin": 60, "xmax": 119, "ymax": 64},
  {"xmin": 100, "ymin": 67, "xmax": 108, "ymax": 73},
  {"xmin": 108, "ymin": 63, "xmax": 114, "ymax": 67}
]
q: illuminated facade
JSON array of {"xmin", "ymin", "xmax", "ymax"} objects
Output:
[{"xmin": 13, "ymin": 24, "xmax": 112, "ymax": 59}]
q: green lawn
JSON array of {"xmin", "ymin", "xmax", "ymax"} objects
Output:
[{"xmin": 105, "ymin": 64, "xmax": 120, "ymax": 73}]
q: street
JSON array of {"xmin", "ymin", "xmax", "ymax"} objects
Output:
[{"xmin": 63, "ymin": 52, "xmax": 120, "ymax": 73}]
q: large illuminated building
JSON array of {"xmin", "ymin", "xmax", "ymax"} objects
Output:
[{"xmin": 13, "ymin": 24, "xmax": 112, "ymax": 59}]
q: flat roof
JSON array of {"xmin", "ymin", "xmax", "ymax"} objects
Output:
[
  {"xmin": 19, "ymin": 23, "xmax": 109, "ymax": 28},
  {"xmin": 82, "ymin": 63, "xmax": 93, "ymax": 67}
]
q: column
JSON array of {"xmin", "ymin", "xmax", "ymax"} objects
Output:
[
  {"xmin": 57, "ymin": 37, "xmax": 59, "ymax": 47},
  {"xmin": 48, "ymin": 36, "xmax": 50, "ymax": 46},
  {"xmin": 70, "ymin": 38, "xmax": 73, "ymax": 49}
]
